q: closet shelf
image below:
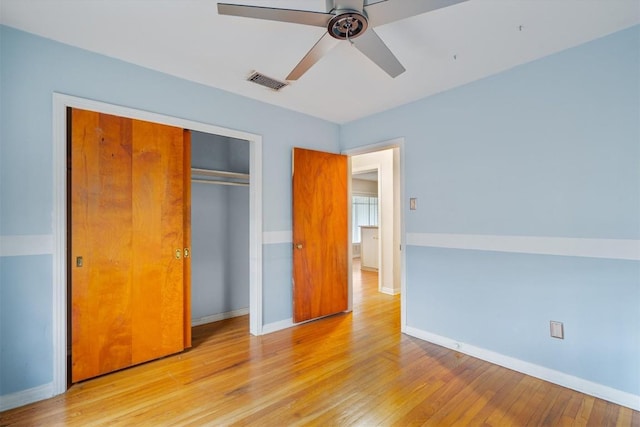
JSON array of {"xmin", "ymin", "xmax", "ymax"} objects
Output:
[
  {"xmin": 191, "ymin": 168, "xmax": 250, "ymax": 187},
  {"xmin": 192, "ymin": 179, "xmax": 248, "ymax": 187},
  {"xmin": 191, "ymin": 168, "xmax": 249, "ymax": 180}
]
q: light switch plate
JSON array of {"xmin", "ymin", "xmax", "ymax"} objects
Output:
[
  {"xmin": 550, "ymin": 321, "xmax": 564, "ymax": 339},
  {"xmin": 410, "ymin": 198, "xmax": 417, "ymax": 210}
]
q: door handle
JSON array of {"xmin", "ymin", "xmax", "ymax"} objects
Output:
[
  {"xmin": 184, "ymin": 248, "xmax": 190, "ymax": 258},
  {"xmin": 175, "ymin": 249, "xmax": 182, "ymax": 259},
  {"xmin": 295, "ymin": 243, "xmax": 303, "ymax": 249}
]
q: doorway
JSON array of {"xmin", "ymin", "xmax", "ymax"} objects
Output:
[
  {"xmin": 350, "ymin": 145, "xmax": 402, "ymax": 298},
  {"xmin": 53, "ymin": 94, "xmax": 263, "ymax": 396}
]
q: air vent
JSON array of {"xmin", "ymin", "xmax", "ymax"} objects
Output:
[{"xmin": 247, "ymin": 71, "xmax": 288, "ymax": 91}]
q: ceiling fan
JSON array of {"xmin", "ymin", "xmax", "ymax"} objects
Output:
[{"xmin": 217, "ymin": 0, "xmax": 468, "ymax": 81}]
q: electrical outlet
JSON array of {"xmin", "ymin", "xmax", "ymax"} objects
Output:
[{"xmin": 550, "ymin": 321, "xmax": 564, "ymax": 339}]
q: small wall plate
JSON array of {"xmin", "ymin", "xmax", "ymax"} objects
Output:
[{"xmin": 550, "ymin": 321, "xmax": 564, "ymax": 339}]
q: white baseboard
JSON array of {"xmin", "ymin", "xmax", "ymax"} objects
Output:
[
  {"xmin": 261, "ymin": 318, "xmax": 294, "ymax": 335},
  {"xmin": 0, "ymin": 383, "xmax": 54, "ymax": 412},
  {"xmin": 261, "ymin": 311, "xmax": 354, "ymax": 335},
  {"xmin": 191, "ymin": 308, "xmax": 249, "ymax": 327},
  {"xmin": 381, "ymin": 286, "xmax": 400, "ymax": 295},
  {"xmin": 403, "ymin": 326, "xmax": 640, "ymax": 411}
]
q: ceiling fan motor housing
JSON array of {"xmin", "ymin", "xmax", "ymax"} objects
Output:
[{"xmin": 328, "ymin": 11, "xmax": 368, "ymax": 40}]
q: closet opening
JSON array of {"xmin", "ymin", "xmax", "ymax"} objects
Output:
[{"xmin": 190, "ymin": 132, "xmax": 251, "ymax": 329}]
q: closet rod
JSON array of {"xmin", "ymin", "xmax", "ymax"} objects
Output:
[
  {"xmin": 191, "ymin": 168, "xmax": 249, "ymax": 181},
  {"xmin": 191, "ymin": 179, "xmax": 249, "ymax": 187}
]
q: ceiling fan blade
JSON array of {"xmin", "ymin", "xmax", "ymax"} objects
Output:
[
  {"xmin": 287, "ymin": 32, "xmax": 339, "ymax": 80},
  {"xmin": 364, "ymin": 0, "xmax": 469, "ymax": 27},
  {"xmin": 352, "ymin": 28, "xmax": 405, "ymax": 78},
  {"xmin": 217, "ymin": 3, "xmax": 332, "ymax": 27}
]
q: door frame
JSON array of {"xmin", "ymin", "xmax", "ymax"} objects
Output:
[
  {"xmin": 343, "ymin": 138, "xmax": 406, "ymax": 328},
  {"xmin": 52, "ymin": 93, "xmax": 263, "ymax": 395}
]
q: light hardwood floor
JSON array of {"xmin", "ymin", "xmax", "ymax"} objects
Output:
[{"xmin": 1, "ymin": 261, "xmax": 638, "ymax": 426}]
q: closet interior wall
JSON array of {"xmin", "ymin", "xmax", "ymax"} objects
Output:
[{"xmin": 190, "ymin": 131, "xmax": 250, "ymax": 325}]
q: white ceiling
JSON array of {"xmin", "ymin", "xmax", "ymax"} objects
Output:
[{"xmin": 1, "ymin": 0, "xmax": 638, "ymax": 124}]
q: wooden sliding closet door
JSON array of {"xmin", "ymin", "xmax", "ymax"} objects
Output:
[{"xmin": 70, "ymin": 108, "xmax": 190, "ymax": 383}]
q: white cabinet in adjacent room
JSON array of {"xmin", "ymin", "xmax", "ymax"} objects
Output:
[{"xmin": 360, "ymin": 226, "xmax": 379, "ymax": 271}]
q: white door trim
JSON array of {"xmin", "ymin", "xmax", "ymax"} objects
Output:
[{"xmin": 52, "ymin": 93, "xmax": 263, "ymax": 396}]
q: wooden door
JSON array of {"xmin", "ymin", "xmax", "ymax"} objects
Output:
[
  {"xmin": 292, "ymin": 148, "xmax": 348, "ymax": 323},
  {"xmin": 70, "ymin": 108, "xmax": 190, "ymax": 382}
]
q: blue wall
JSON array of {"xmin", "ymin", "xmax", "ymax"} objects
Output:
[
  {"xmin": 0, "ymin": 256, "xmax": 52, "ymax": 395},
  {"xmin": 1, "ymin": 22, "xmax": 638, "ymax": 404},
  {"xmin": 341, "ymin": 25, "xmax": 640, "ymax": 396},
  {"xmin": 0, "ymin": 25, "xmax": 338, "ymax": 396}
]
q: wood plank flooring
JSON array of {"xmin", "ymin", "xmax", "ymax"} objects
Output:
[{"xmin": 1, "ymin": 261, "xmax": 638, "ymax": 426}]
